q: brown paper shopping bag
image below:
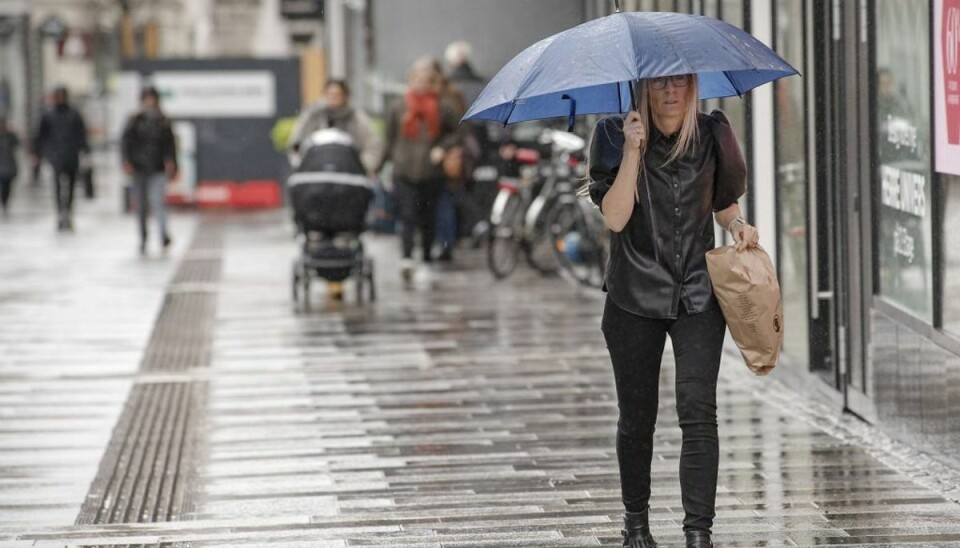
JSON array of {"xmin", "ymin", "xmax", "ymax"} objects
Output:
[{"xmin": 705, "ymin": 245, "xmax": 783, "ymax": 376}]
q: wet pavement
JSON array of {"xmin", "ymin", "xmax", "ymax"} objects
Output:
[{"xmin": 2, "ymin": 182, "xmax": 960, "ymax": 546}]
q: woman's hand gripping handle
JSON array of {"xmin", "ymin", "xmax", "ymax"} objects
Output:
[{"xmin": 600, "ymin": 111, "xmax": 645, "ymax": 233}]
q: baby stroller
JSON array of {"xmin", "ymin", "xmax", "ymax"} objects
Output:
[{"xmin": 288, "ymin": 129, "xmax": 375, "ymax": 304}]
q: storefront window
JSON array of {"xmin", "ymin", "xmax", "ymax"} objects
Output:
[
  {"xmin": 944, "ymin": 175, "xmax": 960, "ymax": 337},
  {"xmin": 774, "ymin": 0, "xmax": 808, "ymax": 366},
  {"xmin": 873, "ymin": 0, "xmax": 933, "ymax": 321}
]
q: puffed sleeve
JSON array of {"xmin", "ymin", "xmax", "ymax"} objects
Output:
[
  {"xmin": 587, "ymin": 116, "xmax": 626, "ymax": 208},
  {"xmin": 708, "ymin": 110, "xmax": 747, "ymax": 212}
]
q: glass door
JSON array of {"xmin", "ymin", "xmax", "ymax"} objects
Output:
[
  {"xmin": 773, "ymin": 0, "xmax": 810, "ymax": 371},
  {"xmin": 774, "ymin": 0, "xmax": 837, "ymax": 386}
]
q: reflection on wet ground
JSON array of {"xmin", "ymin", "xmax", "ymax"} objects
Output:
[{"xmin": 3, "ymin": 213, "xmax": 960, "ymax": 547}]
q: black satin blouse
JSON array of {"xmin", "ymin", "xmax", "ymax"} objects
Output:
[{"xmin": 588, "ymin": 110, "xmax": 746, "ymax": 319}]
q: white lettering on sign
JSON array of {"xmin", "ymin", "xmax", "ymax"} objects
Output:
[
  {"xmin": 886, "ymin": 115, "xmax": 919, "ymax": 153},
  {"xmin": 880, "ymin": 165, "xmax": 927, "ymax": 217},
  {"xmin": 151, "ymin": 71, "xmax": 276, "ymax": 118},
  {"xmin": 948, "ymin": 7, "xmax": 959, "ymax": 75},
  {"xmin": 893, "ymin": 223, "xmax": 915, "ymax": 263}
]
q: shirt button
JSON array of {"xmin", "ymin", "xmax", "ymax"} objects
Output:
[{"xmin": 674, "ymin": 207, "xmax": 680, "ymax": 215}]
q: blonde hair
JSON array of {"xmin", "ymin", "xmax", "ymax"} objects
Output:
[
  {"xmin": 578, "ymin": 74, "xmax": 700, "ymax": 201},
  {"xmin": 636, "ymin": 73, "xmax": 700, "ymax": 165},
  {"xmin": 408, "ymin": 56, "xmax": 443, "ymax": 91}
]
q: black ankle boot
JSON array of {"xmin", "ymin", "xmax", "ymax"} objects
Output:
[
  {"xmin": 621, "ymin": 509, "xmax": 657, "ymax": 547},
  {"xmin": 685, "ymin": 530, "xmax": 713, "ymax": 548}
]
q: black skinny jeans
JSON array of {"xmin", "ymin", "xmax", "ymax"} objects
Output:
[
  {"xmin": 394, "ymin": 177, "xmax": 442, "ymax": 261},
  {"xmin": 0, "ymin": 174, "xmax": 13, "ymax": 209},
  {"xmin": 53, "ymin": 167, "xmax": 77, "ymax": 221},
  {"xmin": 601, "ymin": 295, "xmax": 726, "ymax": 534}
]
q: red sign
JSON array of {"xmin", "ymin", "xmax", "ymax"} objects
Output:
[
  {"xmin": 194, "ymin": 180, "xmax": 282, "ymax": 209},
  {"xmin": 944, "ymin": 0, "xmax": 960, "ymax": 144}
]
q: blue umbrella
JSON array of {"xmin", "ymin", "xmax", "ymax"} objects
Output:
[{"xmin": 463, "ymin": 11, "xmax": 799, "ymax": 127}]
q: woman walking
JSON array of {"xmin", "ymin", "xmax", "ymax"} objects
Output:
[
  {"xmin": 379, "ymin": 58, "xmax": 458, "ymax": 281},
  {"xmin": 587, "ymin": 74, "xmax": 759, "ymax": 548}
]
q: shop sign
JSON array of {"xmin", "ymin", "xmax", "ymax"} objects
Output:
[
  {"xmin": 150, "ymin": 71, "xmax": 276, "ymax": 118},
  {"xmin": 280, "ymin": 0, "xmax": 323, "ymax": 19},
  {"xmin": 875, "ymin": 0, "xmax": 933, "ymax": 320},
  {"xmin": 935, "ymin": 0, "xmax": 960, "ymax": 175}
]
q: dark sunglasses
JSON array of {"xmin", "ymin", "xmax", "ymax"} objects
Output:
[{"xmin": 649, "ymin": 75, "xmax": 691, "ymax": 90}]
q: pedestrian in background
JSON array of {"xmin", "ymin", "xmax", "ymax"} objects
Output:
[
  {"xmin": 429, "ymin": 58, "xmax": 468, "ymax": 121},
  {"xmin": 0, "ymin": 118, "xmax": 19, "ymax": 215},
  {"xmin": 121, "ymin": 86, "xmax": 178, "ymax": 255},
  {"xmin": 434, "ymin": 127, "xmax": 481, "ymax": 262},
  {"xmin": 434, "ymin": 133, "xmax": 466, "ymax": 261},
  {"xmin": 31, "ymin": 86, "xmax": 89, "ymax": 231},
  {"xmin": 444, "ymin": 40, "xmax": 496, "ymax": 248},
  {"xmin": 288, "ymin": 79, "xmax": 382, "ymax": 300},
  {"xmin": 425, "ymin": 57, "xmax": 483, "ymax": 261},
  {"xmin": 288, "ymin": 79, "xmax": 382, "ymax": 175},
  {"xmin": 29, "ymin": 91, "xmax": 52, "ymax": 187},
  {"xmin": 444, "ymin": 41, "xmax": 485, "ymax": 108},
  {"xmin": 379, "ymin": 57, "xmax": 458, "ymax": 281},
  {"xmin": 588, "ymin": 74, "xmax": 758, "ymax": 548}
]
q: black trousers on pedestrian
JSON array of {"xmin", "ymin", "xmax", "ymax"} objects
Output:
[
  {"xmin": 53, "ymin": 167, "xmax": 78, "ymax": 221},
  {"xmin": 0, "ymin": 174, "xmax": 13, "ymax": 210},
  {"xmin": 601, "ymin": 296, "xmax": 726, "ymax": 534},
  {"xmin": 394, "ymin": 177, "xmax": 442, "ymax": 261}
]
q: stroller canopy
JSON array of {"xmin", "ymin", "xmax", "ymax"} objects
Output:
[
  {"xmin": 290, "ymin": 129, "xmax": 367, "ymax": 187},
  {"xmin": 288, "ymin": 128, "xmax": 373, "ymax": 234}
]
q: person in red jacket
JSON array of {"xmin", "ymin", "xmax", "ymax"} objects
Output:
[{"xmin": 378, "ymin": 58, "xmax": 459, "ymax": 281}]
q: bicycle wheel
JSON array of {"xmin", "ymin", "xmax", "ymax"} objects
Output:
[
  {"xmin": 487, "ymin": 193, "xmax": 524, "ymax": 279},
  {"xmin": 548, "ymin": 200, "xmax": 607, "ymax": 288},
  {"xmin": 524, "ymin": 202, "xmax": 562, "ymax": 276}
]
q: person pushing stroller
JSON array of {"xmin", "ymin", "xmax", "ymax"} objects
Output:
[{"xmin": 288, "ymin": 128, "xmax": 375, "ymax": 304}]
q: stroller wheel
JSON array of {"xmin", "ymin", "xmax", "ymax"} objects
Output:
[
  {"xmin": 302, "ymin": 270, "xmax": 311, "ymax": 307},
  {"xmin": 367, "ymin": 260, "xmax": 376, "ymax": 301},
  {"xmin": 292, "ymin": 264, "xmax": 301, "ymax": 302}
]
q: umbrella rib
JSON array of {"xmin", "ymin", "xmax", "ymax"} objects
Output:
[
  {"xmin": 722, "ymin": 70, "xmax": 742, "ymax": 97},
  {"xmin": 503, "ymin": 101, "xmax": 518, "ymax": 126},
  {"xmin": 618, "ymin": 13, "xmax": 640, "ymax": 82},
  {"xmin": 511, "ymin": 29, "xmax": 583, "ymax": 100},
  {"xmin": 617, "ymin": 13, "xmax": 639, "ymax": 113},
  {"xmin": 701, "ymin": 18, "xmax": 759, "ymax": 73}
]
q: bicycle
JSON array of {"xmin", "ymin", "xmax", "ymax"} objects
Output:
[
  {"xmin": 486, "ymin": 129, "xmax": 586, "ymax": 279},
  {"xmin": 547, "ymin": 188, "xmax": 609, "ymax": 289}
]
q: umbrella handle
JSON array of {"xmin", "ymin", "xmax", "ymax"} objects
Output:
[{"xmin": 561, "ymin": 94, "xmax": 576, "ymax": 132}]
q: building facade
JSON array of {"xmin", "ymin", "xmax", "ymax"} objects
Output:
[{"xmin": 0, "ymin": 0, "xmax": 30, "ymax": 135}]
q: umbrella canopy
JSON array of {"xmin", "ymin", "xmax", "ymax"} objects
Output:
[{"xmin": 463, "ymin": 11, "xmax": 798, "ymax": 126}]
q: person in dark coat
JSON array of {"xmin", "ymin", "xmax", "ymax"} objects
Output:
[
  {"xmin": 0, "ymin": 118, "xmax": 19, "ymax": 215},
  {"xmin": 288, "ymin": 80, "xmax": 382, "ymax": 175},
  {"xmin": 121, "ymin": 86, "xmax": 178, "ymax": 255},
  {"xmin": 31, "ymin": 86, "xmax": 89, "ymax": 231},
  {"xmin": 444, "ymin": 41, "xmax": 485, "ymax": 108}
]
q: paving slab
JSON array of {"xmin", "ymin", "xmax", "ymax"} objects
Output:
[{"xmin": 1, "ymin": 210, "xmax": 960, "ymax": 547}]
